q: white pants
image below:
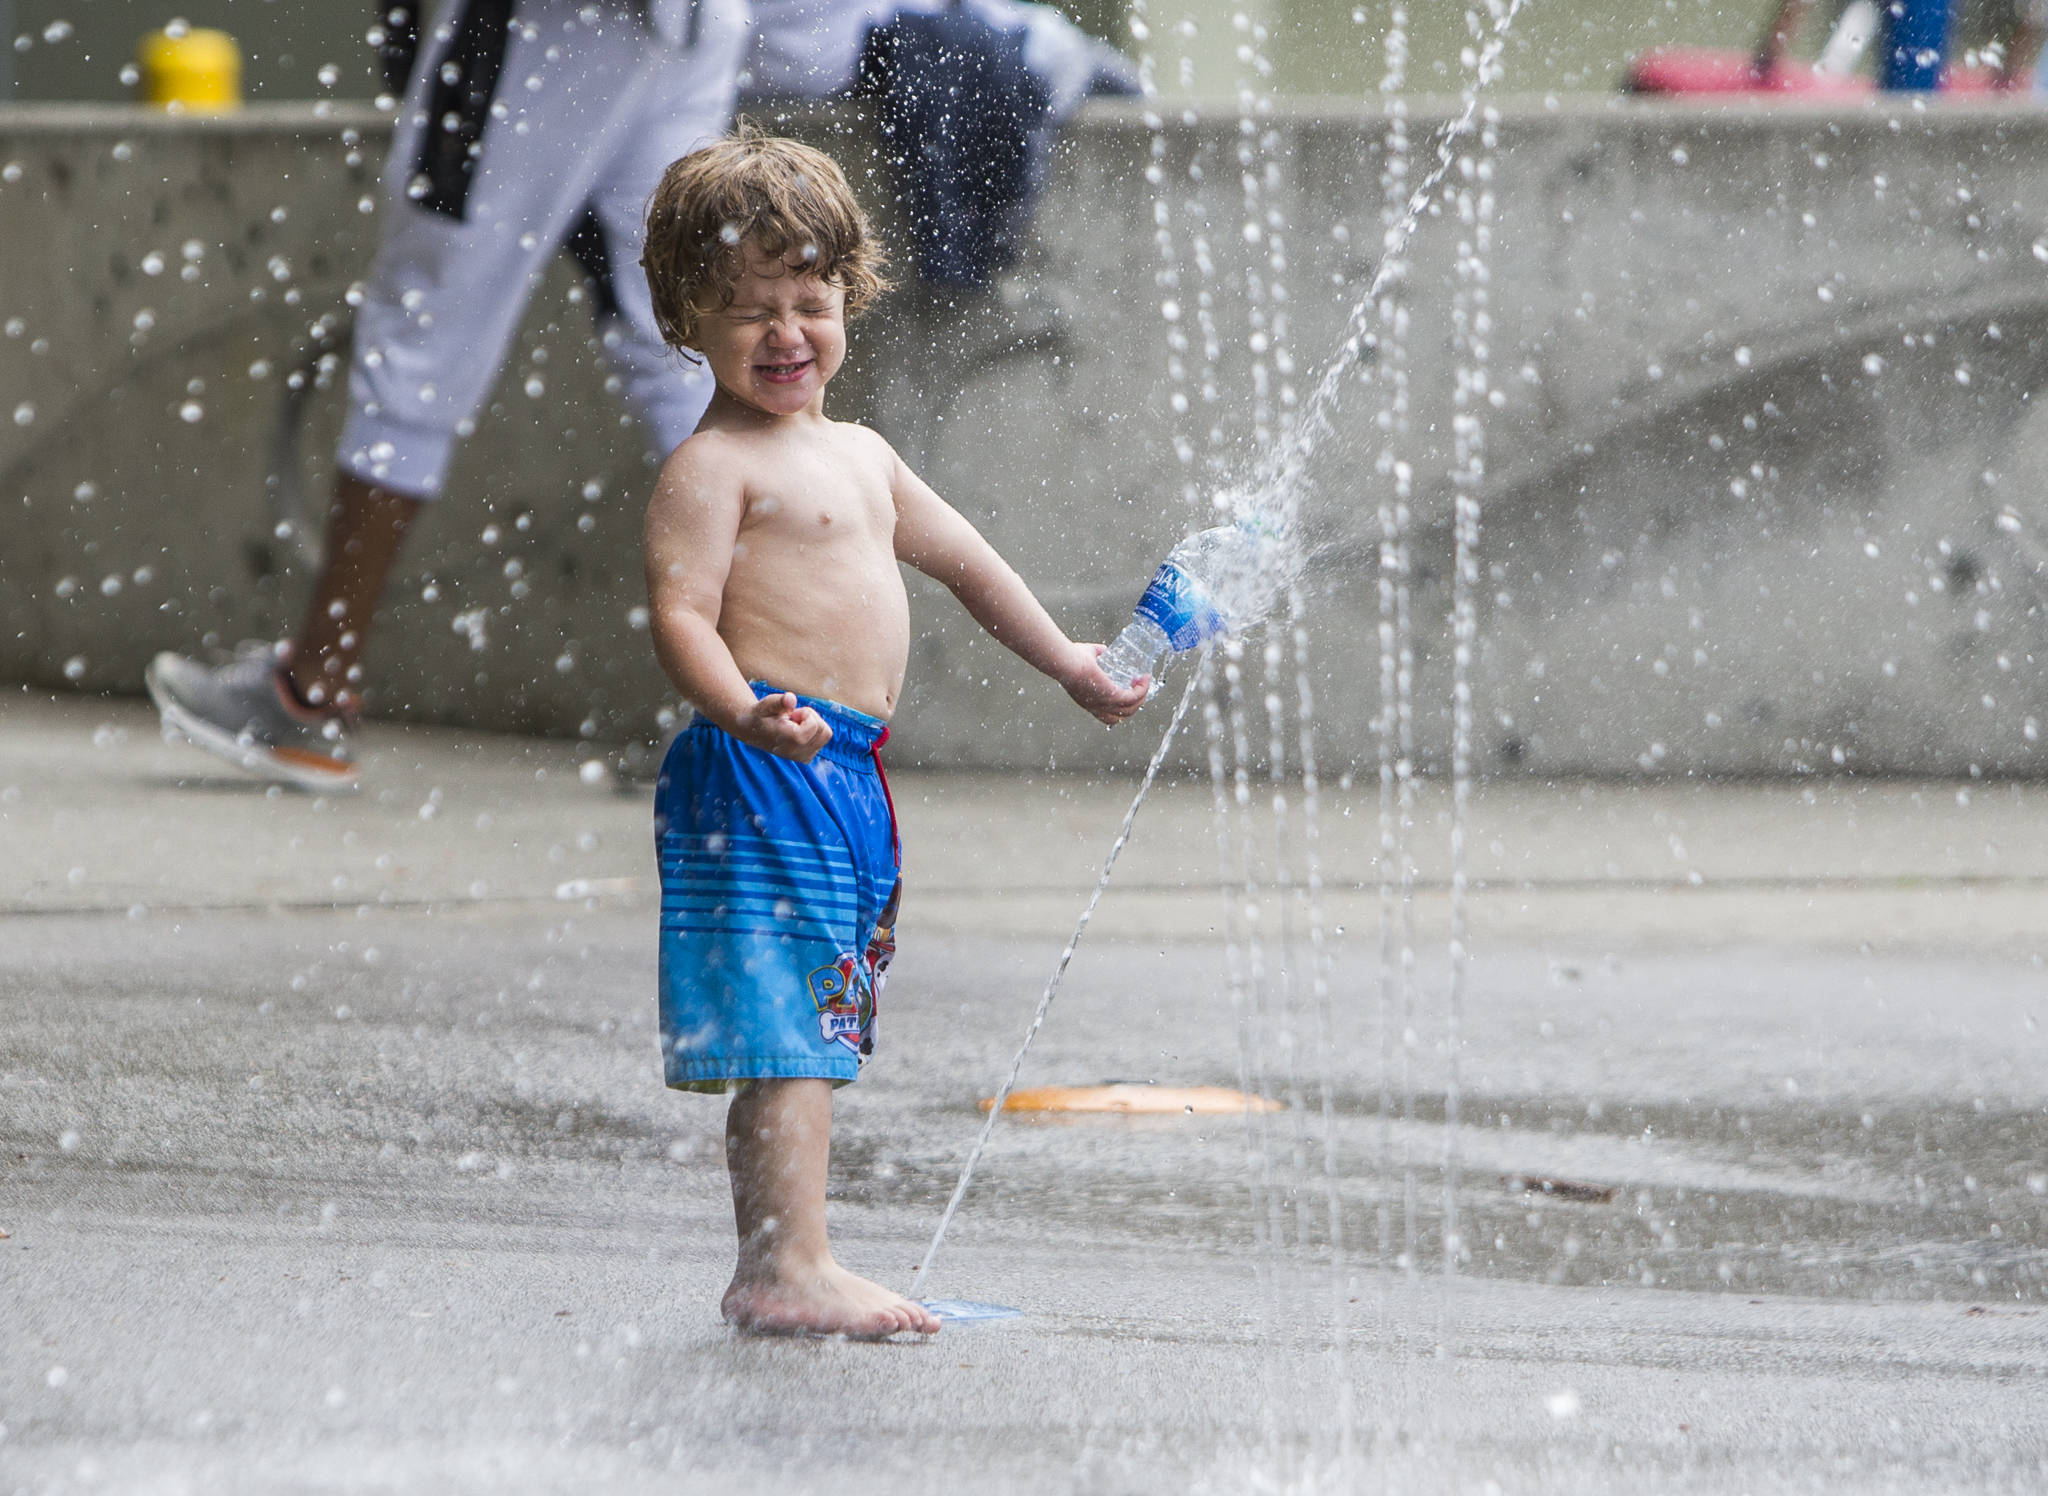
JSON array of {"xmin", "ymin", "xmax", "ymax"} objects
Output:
[{"xmin": 339, "ymin": 0, "xmax": 747, "ymax": 498}]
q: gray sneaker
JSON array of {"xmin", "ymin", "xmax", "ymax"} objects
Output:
[{"xmin": 145, "ymin": 641, "xmax": 359, "ymax": 793}]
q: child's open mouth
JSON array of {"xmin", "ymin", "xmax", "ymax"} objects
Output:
[{"xmin": 757, "ymin": 358, "xmax": 813, "ymax": 384}]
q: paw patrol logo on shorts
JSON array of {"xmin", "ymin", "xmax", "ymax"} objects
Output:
[{"xmin": 808, "ymin": 953, "xmax": 871, "ymax": 1055}]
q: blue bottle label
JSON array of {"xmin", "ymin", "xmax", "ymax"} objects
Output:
[{"xmin": 1133, "ymin": 563, "xmax": 1227, "ymax": 652}]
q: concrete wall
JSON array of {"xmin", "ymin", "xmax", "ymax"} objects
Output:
[{"xmin": 6, "ymin": 96, "xmax": 2048, "ymax": 778}]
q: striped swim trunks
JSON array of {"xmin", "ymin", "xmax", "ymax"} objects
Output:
[{"xmin": 654, "ymin": 685, "xmax": 901, "ymax": 1092}]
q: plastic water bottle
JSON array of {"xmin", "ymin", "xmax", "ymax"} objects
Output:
[{"xmin": 1098, "ymin": 521, "xmax": 1277, "ymax": 690}]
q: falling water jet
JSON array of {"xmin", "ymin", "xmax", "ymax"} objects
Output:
[
  {"xmin": 1368, "ymin": 0, "xmax": 1416, "ymax": 1470},
  {"xmin": 1131, "ymin": 0, "xmax": 1201, "ymax": 513},
  {"xmin": 1234, "ymin": 0, "xmax": 1532, "ymax": 522},
  {"xmin": 908, "ymin": 670, "xmax": 1205, "ymax": 1300},
  {"xmin": 1289, "ymin": 589, "xmax": 1351, "ymax": 1475},
  {"xmin": 1439, "ymin": 0, "xmax": 1508, "ymax": 1399},
  {"xmin": 1223, "ymin": 637, "xmax": 1288, "ymax": 1262},
  {"xmin": 1164, "ymin": 17, "xmax": 1293, "ymax": 1475}
]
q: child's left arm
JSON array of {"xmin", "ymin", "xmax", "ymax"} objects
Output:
[{"xmin": 890, "ymin": 451, "xmax": 1148, "ymax": 726}]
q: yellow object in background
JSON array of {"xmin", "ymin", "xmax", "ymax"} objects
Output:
[{"xmin": 136, "ymin": 27, "xmax": 242, "ymax": 112}]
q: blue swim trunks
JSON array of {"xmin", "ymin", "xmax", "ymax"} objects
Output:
[{"xmin": 655, "ymin": 685, "xmax": 901, "ymax": 1093}]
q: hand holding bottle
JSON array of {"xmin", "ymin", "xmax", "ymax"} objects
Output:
[{"xmin": 1099, "ymin": 520, "xmax": 1281, "ymax": 692}]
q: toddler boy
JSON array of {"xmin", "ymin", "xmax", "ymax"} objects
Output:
[{"xmin": 639, "ymin": 129, "xmax": 1147, "ymax": 1337}]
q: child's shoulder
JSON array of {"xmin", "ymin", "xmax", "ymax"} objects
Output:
[
  {"xmin": 649, "ymin": 425, "xmax": 749, "ymax": 510},
  {"xmin": 820, "ymin": 417, "xmax": 900, "ymax": 475}
]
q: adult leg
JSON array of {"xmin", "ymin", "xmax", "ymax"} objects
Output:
[
  {"xmin": 286, "ymin": 476, "xmax": 423, "ymax": 711},
  {"xmin": 586, "ymin": 0, "xmax": 748, "ymax": 458},
  {"xmin": 721, "ymin": 1078, "xmax": 939, "ymax": 1338},
  {"xmin": 1877, "ymin": 0, "xmax": 1953, "ymax": 89}
]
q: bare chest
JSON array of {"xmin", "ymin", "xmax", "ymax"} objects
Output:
[{"xmin": 736, "ymin": 448, "xmax": 895, "ymax": 558}]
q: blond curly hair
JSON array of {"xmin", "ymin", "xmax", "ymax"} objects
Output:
[{"xmin": 641, "ymin": 125, "xmax": 891, "ymax": 350}]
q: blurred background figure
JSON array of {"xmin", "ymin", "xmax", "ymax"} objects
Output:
[
  {"xmin": 1620, "ymin": 0, "xmax": 2046, "ymax": 93},
  {"xmin": 744, "ymin": 0, "xmax": 1135, "ymax": 289},
  {"xmin": 2000, "ymin": 0, "xmax": 2048, "ymax": 84},
  {"xmin": 145, "ymin": 0, "xmax": 746, "ymax": 791},
  {"xmin": 1757, "ymin": 0, "xmax": 1954, "ymax": 89}
]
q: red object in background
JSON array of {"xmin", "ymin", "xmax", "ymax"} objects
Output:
[
  {"xmin": 1623, "ymin": 47, "xmax": 1872, "ymax": 94},
  {"xmin": 1623, "ymin": 46, "xmax": 2008, "ymax": 95}
]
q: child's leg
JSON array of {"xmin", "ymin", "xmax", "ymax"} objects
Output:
[{"xmin": 721, "ymin": 1078, "xmax": 940, "ymax": 1338}]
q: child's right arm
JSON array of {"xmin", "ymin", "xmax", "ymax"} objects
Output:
[{"xmin": 642, "ymin": 439, "xmax": 833, "ymax": 761}]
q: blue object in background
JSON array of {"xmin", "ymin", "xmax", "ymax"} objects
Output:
[
  {"xmin": 922, "ymin": 1299, "xmax": 1024, "ymax": 1322},
  {"xmin": 855, "ymin": 4, "xmax": 1053, "ymax": 288},
  {"xmin": 1876, "ymin": 0, "xmax": 1953, "ymax": 90}
]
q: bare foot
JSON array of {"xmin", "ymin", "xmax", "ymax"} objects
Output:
[{"xmin": 722, "ymin": 1259, "xmax": 941, "ymax": 1339}]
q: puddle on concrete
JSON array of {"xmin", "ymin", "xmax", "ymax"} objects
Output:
[{"xmin": 851, "ymin": 1093, "xmax": 2048, "ymax": 1303}]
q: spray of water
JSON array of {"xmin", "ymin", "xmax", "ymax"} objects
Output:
[{"xmin": 907, "ymin": 7, "xmax": 1538, "ymax": 1450}]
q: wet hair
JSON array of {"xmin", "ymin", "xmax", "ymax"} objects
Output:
[{"xmin": 641, "ymin": 124, "xmax": 890, "ymax": 349}]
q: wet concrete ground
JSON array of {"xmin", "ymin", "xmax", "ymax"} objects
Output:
[{"xmin": 3, "ymin": 692, "xmax": 2046, "ymax": 1493}]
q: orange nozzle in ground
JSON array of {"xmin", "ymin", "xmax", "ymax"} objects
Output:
[{"xmin": 982, "ymin": 1083, "xmax": 1284, "ymax": 1115}]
